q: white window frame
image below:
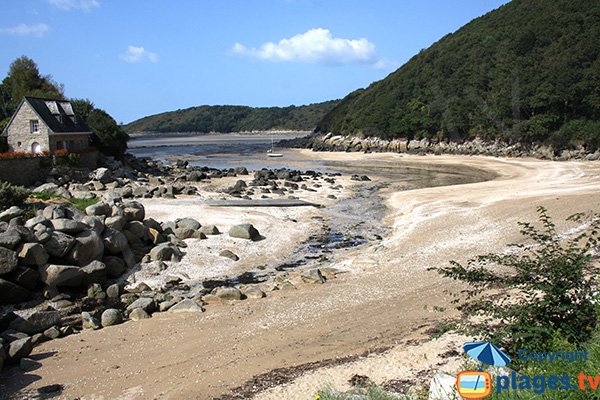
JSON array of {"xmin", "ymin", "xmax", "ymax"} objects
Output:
[{"xmin": 30, "ymin": 120, "xmax": 39, "ymax": 134}]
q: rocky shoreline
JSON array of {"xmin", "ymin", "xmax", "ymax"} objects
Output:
[
  {"xmin": 281, "ymin": 133, "xmax": 600, "ymax": 161},
  {"xmin": 0, "ymin": 153, "xmax": 363, "ymax": 384}
]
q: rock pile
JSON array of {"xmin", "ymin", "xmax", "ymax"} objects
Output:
[
  {"xmin": 298, "ymin": 133, "xmax": 600, "ymax": 161},
  {"xmin": 0, "ymin": 197, "xmax": 211, "ymax": 367}
]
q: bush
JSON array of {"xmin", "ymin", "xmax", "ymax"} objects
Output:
[
  {"xmin": 0, "ymin": 181, "xmax": 30, "ymax": 211},
  {"xmin": 432, "ymin": 207, "xmax": 600, "ymax": 355}
]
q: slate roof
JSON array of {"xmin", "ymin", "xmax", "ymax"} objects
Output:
[{"xmin": 6, "ymin": 96, "xmax": 92, "ymax": 134}]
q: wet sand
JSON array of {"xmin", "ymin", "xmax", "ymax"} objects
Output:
[{"xmin": 2, "ymin": 152, "xmax": 599, "ymax": 400}]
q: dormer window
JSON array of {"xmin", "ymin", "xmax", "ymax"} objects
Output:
[
  {"xmin": 45, "ymin": 101, "xmax": 59, "ymax": 114},
  {"xmin": 30, "ymin": 120, "xmax": 39, "ymax": 134}
]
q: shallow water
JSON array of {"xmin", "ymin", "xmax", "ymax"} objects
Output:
[{"xmin": 129, "ymin": 134, "xmax": 493, "ymax": 277}]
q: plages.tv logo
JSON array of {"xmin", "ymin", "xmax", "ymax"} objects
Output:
[{"xmin": 456, "ymin": 341, "xmax": 510, "ymax": 399}]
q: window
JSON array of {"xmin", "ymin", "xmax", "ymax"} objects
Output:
[{"xmin": 30, "ymin": 120, "xmax": 39, "ymax": 134}]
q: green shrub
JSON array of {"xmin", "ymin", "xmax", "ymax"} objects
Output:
[
  {"xmin": 432, "ymin": 207, "xmax": 600, "ymax": 356},
  {"xmin": 0, "ymin": 181, "xmax": 30, "ymax": 211}
]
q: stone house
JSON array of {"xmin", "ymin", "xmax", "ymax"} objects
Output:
[{"xmin": 1, "ymin": 96, "xmax": 92, "ymax": 153}]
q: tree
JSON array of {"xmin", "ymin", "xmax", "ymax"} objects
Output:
[
  {"xmin": 86, "ymin": 108, "xmax": 129, "ymax": 158},
  {"xmin": 1, "ymin": 56, "xmax": 64, "ymax": 120},
  {"xmin": 71, "ymin": 98, "xmax": 95, "ymax": 122}
]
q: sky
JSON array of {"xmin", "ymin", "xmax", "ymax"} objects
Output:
[{"xmin": 0, "ymin": 0, "xmax": 511, "ymax": 124}]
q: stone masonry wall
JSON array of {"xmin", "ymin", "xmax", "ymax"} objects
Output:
[
  {"xmin": 0, "ymin": 157, "xmax": 41, "ymax": 186},
  {"xmin": 6, "ymin": 101, "xmax": 51, "ymax": 152}
]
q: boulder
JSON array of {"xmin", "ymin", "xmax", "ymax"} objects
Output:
[
  {"xmin": 90, "ymin": 167, "xmax": 113, "ymax": 184},
  {"xmin": 8, "ymin": 337, "xmax": 32, "ymax": 361},
  {"xmin": 101, "ymin": 309, "xmax": 123, "ymax": 327},
  {"xmin": 17, "ymin": 243, "xmax": 48, "ymax": 266},
  {"xmin": 168, "ymin": 299, "xmax": 204, "ymax": 313},
  {"xmin": 125, "ymin": 221, "xmax": 148, "ymax": 239},
  {"xmin": 143, "ymin": 218, "xmax": 163, "ymax": 232},
  {"xmin": 80, "ymin": 216, "xmax": 104, "ymax": 234},
  {"xmin": 301, "ymin": 268, "xmax": 325, "ymax": 284},
  {"xmin": 0, "ymin": 206, "xmax": 24, "ymax": 222},
  {"xmin": 228, "ymin": 224, "xmax": 260, "ymax": 240},
  {"xmin": 103, "ymin": 256, "xmax": 126, "ymax": 278},
  {"xmin": 161, "ymin": 221, "xmax": 176, "ymax": 235},
  {"xmin": 102, "ymin": 228, "xmax": 128, "ymax": 255},
  {"xmin": 39, "ymin": 264, "xmax": 84, "ymax": 288},
  {"xmin": 159, "ymin": 301, "xmax": 176, "ymax": 312},
  {"xmin": 0, "ymin": 278, "xmax": 31, "ymax": 304},
  {"xmin": 122, "ymin": 246, "xmax": 136, "ymax": 268},
  {"xmin": 149, "ymin": 243, "xmax": 178, "ymax": 262},
  {"xmin": 81, "ymin": 261, "xmax": 107, "ymax": 286},
  {"xmin": 240, "ymin": 286, "xmax": 265, "ymax": 300},
  {"xmin": 125, "ymin": 281, "xmax": 151, "ymax": 294},
  {"xmin": 50, "ymin": 218, "xmax": 86, "ymax": 234},
  {"xmin": 33, "ymin": 224, "xmax": 52, "ymax": 243},
  {"xmin": 199, "ymin": 225, "xmax": 220, "ymax": 235},
  {"xmin": 126, "ymin": 297, "xmax": 156, "ymax": 314},
  {"xmin": 147, "ymin": 228, "xmax": 166, "ymax": 245},
  {"xmin": 44, "ymin": 231, "xmax": 76, "ymax": 258},
  {"xmin": 81, "ymin": 312, "xmax": 100, "ymax": 330},
  {"xmin": 42, "ymin": 204, "xmax": 65, "ymax": 220},
  {"xmin": 176, "ymin": 218, "xmax": 201, "ymax": 230},
  {"xmin": 143, "ymin": 261, "xmax": 167, "ymax": 275},
  {"xmin": 122, "ymin": 201, "xmax": 145, "ymax": 222},
  {"xmin": 129, "ymin": 308, "xmax": 150, "ymax": 321},
  {"xmin": 33, "ymin": 182, "xmax": 59, "ymax": 194},
  {"xmin": 65, "ymin": 230, "xmax": 104, "ymax": 267},
  {"xmin": 20, "ymin": 357, "xmax": 42, "ymax": 372},
  {"xmin": 9, "ymin": 310, "xmax": 61, "ymax": 335},
  {"xmin": 0, "ymin": 247, "xmax": 18, "ymax": 274},
  {"xmin": 85, "ymin": 202, "xmax": 111, "ymax": 217},
  {"xmin": 0, "ymin": 231, "xmax": 22, "ymax": 250},
  {"xmin": 213, "ymin": 287, "xmax": 243, "ymax": 301},
  {"xmin": 43, "ymin": 326, "xmax": 61, "ymax": 340},
  {"xmin": 219, "ymin": 250, "xmax": 239, "ymax": 261},
  {"xmin": 5, "ymin": 266, "xmax": 40, "ymax": 290},
  {"xmin": 174, "ymin": 227, "xmax": 196, "ymax": 240},
  {"xmin": 105, "ymin": 215, "xmax": 127, "ymax": 231},
  {"xmin": 106, "ymin": 283, "xmax": 120, "ymax": 298}
]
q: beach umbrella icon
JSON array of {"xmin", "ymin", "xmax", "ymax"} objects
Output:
[{"xmin": 463, "ymin": 342, "xmax": 511, "ymax": 367}]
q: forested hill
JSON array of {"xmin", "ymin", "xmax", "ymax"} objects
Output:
[
  {"xmin": 316, "ymin": 0, "xmax": 600, "ymax": 150},
  {"xmin": 124, "ymin": 100, "xmax": 339, "ymax": 134}
]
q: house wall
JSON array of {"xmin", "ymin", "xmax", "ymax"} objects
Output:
[
  {"xmin": 5, "ymin": 101, "xmax": 51, "ymax": 152},
  {"xmin": 50, "ymin": 134, "xmax": 91, "ymax": 151}
]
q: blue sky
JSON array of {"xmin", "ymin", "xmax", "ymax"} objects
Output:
[{"xmin": 0, "ymin": 0, "xmax": 510, "ymax": 123}]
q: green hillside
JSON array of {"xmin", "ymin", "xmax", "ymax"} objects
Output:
[
  {"xmin": 124, "ymin": 101, "xmax": 339, "ymax": 134},
  {"xmin": 317, "ymin": 0, "xmax": 600, "ymax": 150}
]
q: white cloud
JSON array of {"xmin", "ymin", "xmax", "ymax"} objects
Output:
[
  {"xmin": 373, "ymin": 58, "xmax": 400, "ymax": 71},
  {"xmin": 233, "ymin": 28, "xmax": 377, "ymax": 65},
  {"xmin": 120, "ymin": 45, "xmax": 159, "ymax": 63},
  {"xmin": 47, "ymin": 0, "xmax": 99, "ymax": 11},
  {"xmin": 0, "ymin": 23, "xmax": 49, "ymax": 38}
]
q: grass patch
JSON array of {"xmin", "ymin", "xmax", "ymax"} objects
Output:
[
  {"xmin": 29, "ymin": 191, "xmax": 99, "ymax": 211},
  {"xmin": 316, "ymin": 384, "xmax": 412, "ymax": 400}
]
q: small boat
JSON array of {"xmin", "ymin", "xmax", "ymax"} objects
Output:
[{"xmin": 267, "ymin": 136, "xmax": 283, "ymax": 157}]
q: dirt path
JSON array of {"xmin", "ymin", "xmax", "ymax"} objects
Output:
[{"xmin": 2, "ymin": 153, "xmax": 599, "ymax": 400}]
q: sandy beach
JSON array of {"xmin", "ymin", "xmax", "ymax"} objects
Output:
[{"xmin": 2, "ymin": 151, "xmax": 599, "ymax": 400}]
